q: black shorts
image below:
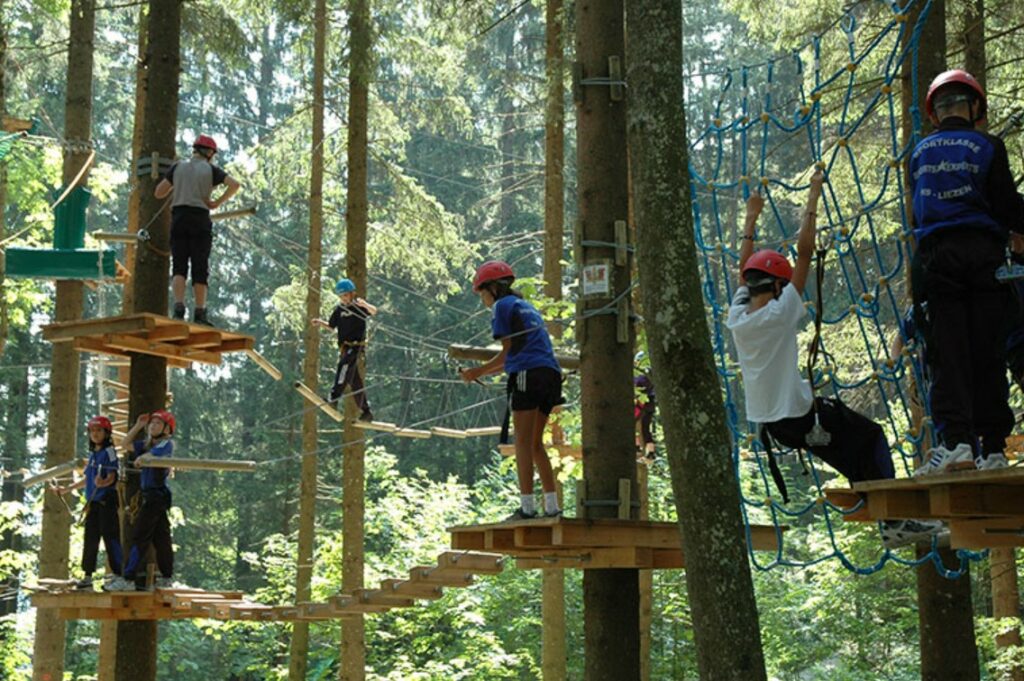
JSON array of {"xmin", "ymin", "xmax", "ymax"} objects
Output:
[
  {"xmin": 170, "ymin": 207, "xmax": 213, "ymax": 285},
  {"xmin": 507, "ymin": 367, "xmax": 564, "ymax": 414}
]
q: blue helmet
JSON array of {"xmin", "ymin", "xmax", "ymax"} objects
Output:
[{"xmin": 334, "ymin": 278, "xmax": 356, "ymax": 294}]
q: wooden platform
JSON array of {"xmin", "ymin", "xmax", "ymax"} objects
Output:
[
  {"xmin": 449, "ymin": 517, "xmax": 782, "ymax": 570},
  {"xmin": 30, "ymin": 550, "xmax": 505, "ymax": 622},
  {"xmin": 823, "ymin": 466, "xmax": 1024, "ymax": 548},
  {"xmin": 42, "ymin": 314, "xmax": 268, "ymax": 370}
]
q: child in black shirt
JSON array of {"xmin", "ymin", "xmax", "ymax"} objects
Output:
[{"xmin": 312, "ymin": 278, "xmax": 377, "ymax": 421}]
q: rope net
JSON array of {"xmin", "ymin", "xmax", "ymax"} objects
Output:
[{"xmin": 689, "ymin": 0, "xmax": 983, "ymax": 576}]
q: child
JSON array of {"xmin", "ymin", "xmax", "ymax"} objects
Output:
[
  {"xmin": 312, "ymin": 278, "xmax": 377, "ymax": 421},
  {"xmin": 105, "ymin": 411, "xmax": 176, "ymax": 592},
  {"xmin": 726, "ymin": 173, "xmax": 941, "ymax": 548},
  {"xmin": 460, "ymin": 261, "xmax": 564, "ymax": 521},
  {"xmin": 154, "ymin": 134, "xmax": 241, "ymax": 325},
  {"xmin": 52, "ymin": 416, "xmax": 122, "ymax": 589},
  {"xmin": 910, "ymin": 69, "xmax": 1022, "ymax": 474},
  {"xmin": 634, "ymin": 352, "xmax": 657, "ymax": 463}
]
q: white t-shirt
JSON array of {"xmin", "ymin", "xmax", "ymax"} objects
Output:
[{"xmin": 725, "ymin": 283, "xmax": 814, "ymax": 424}]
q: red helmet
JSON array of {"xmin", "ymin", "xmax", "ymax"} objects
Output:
[
  {"xmin": 150, "ymin": 409, "xmax": 176, "ymax": 435},
  {"xmin": 925, "ymin": 70, "xmax": 986, "ymax": 124},
  {"xmin": 193, "ymin": 134, "xmax": 218, "ymax": 153},
  {"xmin": 472, "ymin": 261, "xmax": 515, "ymax": 291},
  {"xmin": 87, "ymin": 415, "xmax": 113, "ymax": 432},
  {"xmin": 742, "ymin": 250, "xmax": 793, "ymax": 283}
]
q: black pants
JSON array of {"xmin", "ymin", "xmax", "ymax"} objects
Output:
[
  {"xmin": 170, "ymin": 207, "xmax": 213, "ymax": 285},
  {"xmin": 123, "ymin": 488, "xmax": 173, "ymax": 580},
  {"xmin": 82, "ymin": 495, "xmax": 122, "ymax": 576},
  {"xmin": 331, "ymin": 346, "xmax": 369, "ymax": 412},
  {"xmin": 918, "ymin": 230, "xmax": 1013, "ymax": 453},
  {"xmin": 764, "ymin": 398, "xmax": 895, "ymax": 483}
]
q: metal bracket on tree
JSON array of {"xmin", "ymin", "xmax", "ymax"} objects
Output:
[
  {"xmin": 134, "ymin": 152, "xmax": 176, "ymax": 179},
  {"xmin": 572, "ymin": 56, "xmax": 626, "ymax": 104}
]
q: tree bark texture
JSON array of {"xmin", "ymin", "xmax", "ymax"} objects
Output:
[
  {"xmin": 575, "ymin": 1, "xmax": 639, "ymax": 679},
  {"xmin": 121, "ymin": 6, "xmax": 148, "ymax": 315},
  {"xmin": 288, "ymin": 0, "xmax": 326, "ymax": 675},
  {"xmin": 991, "ymin": 549, "xmax": 1024, "ymax": 681},
  {"xmin": 626, "ymin": 2, "xmax": 769, "ymax": 680},
  {"xmin": 116, "ymin": 0, "xmax": 180, "ymax": 676},
  {"xmin": 0, "ymin": 0, "xmax": 8, "ymax": 357},
  {"xmin": 961, "ymin": 0, "xmax": 986, "ymax": 91},
  {"xmin": 33, "ymin": 0, "xmax": 94, "ymax": 677},
  {"xmin": 0, "ymin": 335, "xmax": 28, "ymax": 619},
  {"xmin": 341, "ymin": 0, "xmax": 371, "ymax": 677}
]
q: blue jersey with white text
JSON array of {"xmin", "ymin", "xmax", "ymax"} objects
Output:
[
  {"xmin": 491, "ymin": 295, "xmax": 561, "ymax": 375},
  {"xmin": 85, "ymin": 445, "xmax": 118, "ymax": 501},
  {"xmin": 911, "ymin": 118, "xmax": 1020, "ymax": 243},
  {"xmin": 131, "ymin": 439, "xmax": 173, "ymax": 490}
]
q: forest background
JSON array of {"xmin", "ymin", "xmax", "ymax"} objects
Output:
[{"xmin": 1, "ymin": 0, "xmax": 1024, "ymax": 678}]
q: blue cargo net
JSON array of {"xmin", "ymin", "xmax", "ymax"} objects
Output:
[{"xmin": 688, "ymin": 0, "xmax": 983, "ymax": 577}]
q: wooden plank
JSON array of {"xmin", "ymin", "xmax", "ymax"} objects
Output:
[
  {"xmin": 450, "ymin": 530, "xmax": 485, "ymax": 551},
  {"xmin": 43, "ymin": 315, "xmax": 157, "ymax": 342},
  {"xmin": 393, "ymin": 428, "xmax": 432, "ymax": 439},
  {"xmin": 351, "ymin": 420, "xmax": 398, "ymax": 433},
  {"xmin": 293, "ymin": 381, "xmax": 344, "ymax": 422},
  {"xmin": 483, "ymin": 528, "xmax": 517, "ymax": 551},
  {"xmin": 465, "ymin": 426, "xmax": 502, "ymax": 437},
  {"xmin": 351, "ymin": 589, "xmax": 417, "ymax": 607},
  {"xmin": 147, "ymin": 324, "xmax": 191, "ymax": 342},
  {"xmin": 245, "ymin": 348, "xmax": 283, "ymax": 380},
  {"xmin": 430, "ymin": 427, "xmax": 469, "ymax": 439},
  {"xmin": 326, "ymin": 596, "xmax": 394, "ymax": 614},
  {"xmin": 137, "ymin": 456, "xmax": 257, "ymax": 473},
  {"xmin": 929, "ymin": 484, "xmax": 1024, "ymax": 517},
  {"xmin": 73, "ymin": 336, "xmax": 191, "ymax": 369},
  {"xmin": 378, "ymin": 579, "xmax": 444, "ymax": 600},
  {"xmin": 407, "ymin": 566, "xmax": 475, "ymax": 587},
  {"xmin": 102, "ymin": 334, "xmax": 223, "ymax": 365},
  {"xmin": 853, "ymin": 466, "xmax": 1024, "ymax": 492},
  {"xmin": 211, "ymin": 338, "xmax": 255, "ymax": 352},
  {"xmin": 950, "ymin": 518, "xmax": 1024, "ymax": 549},
  {"xmin": 515, "ymin": 547, "xmax": 659, "ymax": 570},
  {"xmin": 436, "ymin": 551, "xmax": 504, "ymax": 574},
  {"xmin": 180, "ymin": 332, "xmax": 223, "ymax": 348},
  {"xmin": 866, "ymin": 489, "xmax": 931, "ymax": 520}
]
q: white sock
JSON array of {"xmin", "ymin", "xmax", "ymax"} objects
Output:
[
  {"xmin": 520, "ymin": 494, "xmax": 536, "ymax": 515},
  {"xmin": 544, "ymin": 492, "xmax": 560, "ymax": 514}
]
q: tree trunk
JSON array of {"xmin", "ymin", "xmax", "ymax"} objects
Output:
[
  {"xmin": 288, "ymin": 0, "xmax": 325, "ymax": 675},
  {"xmin": 115, "ymin": 0, "xmax": 180, "ymax": 675},
  {"xmin": 541, "ymin": 1, "xmax": 566, "ymax": 678},
  {"xmin": 626, "ymin": 2, "xmax": 769, "ymax": 680},
  {"xmin": 33, "ymin": 0, "xmax": 95, "ymax": 676},
  {"xmin": 341, "ymin": 0, "xmax": 371, "ymax": 677},
  {"xmin": 962, "ymin": 0, "xmax": 986, "ymax": 92},
  {"xmin": 900, "ymin": 1, "xmax": 980, "ymax": 679},
  {"xmin": 574, "ymin": 2, "xmax": 639, "ymax": 680},
  {"xmin": 991, "ymin": 549, "xmax": 1024, "ymax": 681},
  {"xmin": 0, "ymin": 332, "xmax": 29, "ymax": 619},
  {"xmin": 121, "ymin": 6, "xmax": 148, "ymax": 315}
]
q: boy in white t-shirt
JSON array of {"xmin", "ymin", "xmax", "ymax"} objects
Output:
[{"xmin": 727, "ymin": 170, "xmax": 941, "ymax": 548}]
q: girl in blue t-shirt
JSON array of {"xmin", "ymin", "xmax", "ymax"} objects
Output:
[
  {"xmin": 460, "ymin": 261, "xmax": 564, "ymax": 521},
  {"xmin": 51, "ymin": 416, "xmax": 123, "ymax": 589}
]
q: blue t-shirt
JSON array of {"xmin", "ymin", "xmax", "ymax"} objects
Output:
[
  {"xmin": 491, "ymin": 296, "xmax": 561, "ymax": 375},
  {"xmin": 84, "ymin": 445, "xmax": 118, "ymax": 501},
  {"xmin": 132, "ymin": 439, "xmax": 173, "ymax": 490}
]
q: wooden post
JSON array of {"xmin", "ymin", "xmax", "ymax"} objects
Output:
[
  {"xmin": 341, "ymin": 0, "xmax": 372, "ymax": 677},
  {"xmin": 0, "ymin": 0, "xmax": 7, "ymax": 358},
  {"xmin": 638, "ymin": 462, "xmax": 651, "ymax": 681},
  {"xmin": 288, "ymin": 0, "xmax": 325, "ymax": 673},
  {"xmin": 992, "ymin": 549, "xmax": 1024, "ymax": 681},
  {"xmin": 115, "ymin": 0, "xmax": 180, "ymax": 675},
  {"xmin": 541, "ymin": 0, "xmax": 567, "ymax": 677},
  {"xmin": 33, "ymin": 0, "xmax": 94, "ymax": 677},
  {"xmin": 575, "ymin": 0, "xmax": 640, "ymax": 678}
]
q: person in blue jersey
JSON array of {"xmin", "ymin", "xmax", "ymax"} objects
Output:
[
  {"xmin": 52, "ymin": 416, "xmax": 123, "ymax": 589},
  {"xmin": 312, "ymin": 277, "xmax": 378, "ymax": 421},
  {"xmin": 460, "ymin": 261, "xmax": 564, "ymax": 521},
  {"xmin": 910, "ymin": 69, "xmax": 1024, "ymax": 475},
  {"xmin": 105, "ymin": 410, "xmax": 176, "ymax": 592}
]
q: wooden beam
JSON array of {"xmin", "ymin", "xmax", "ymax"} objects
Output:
[
  {"xmin": 102, "ymin": 333, "xmax": 223, "ymax": 365},
  {"xmin": 146, "ymin": 324, "xmax": 191, "ymax": 342},
  {"xmin": 449, "ymin": 343, "xmax": 580, "ymax": 371},
  {"xmin": 430, "ymin": 427, "xmax": 468, "ymax": 439},
  {"xmin": 3, "ymin": 116, "xmax": 34, "ymax": 133},
  {"xmin": 245, "ymin": 348, "xmax": 283, "ymax": 380},
  {"xmin": 73, "ymin": 336, "xmax": 192, "ymax": 369},
  {"xmin": 377, "ymin": 579, "xmax": 444, "ymax": 600},
  {"xmin": 21, "ymin": 459, "xmax": 85, "ymax": 487},
  {"xmin": 866, "ymin": 489, "xmax": 931, "ymax": 519},
  {"xmin": 136, "ymin": 456, "xmax": 257, "ymax": 473},
  {"xmin": 436, "ymin": 551, "xmax": 504, "ymax": 574},
  {"xmin": 465, "ymin": 426, "xmax": 502, "ymax": 437},
  {"xmin": 210, "ymin": 206, "xmax": 257, "ymax": 222},
  {"xmin": 180, "ymin": 332, "xmax": 223, "ymax": 348},
  {"xmin": 929, "ymin": 484, "xmax": 1023, "ymax": 517},
  {"xmin": 950, "ymin": 518, "xmax": 1024, "ymax": 549},
  {"xmin": 43, "ymin": 315, "xmax": 157, "ymax": 342},
  {"xmin": 293, "ymin": 381, "xmax": 343, "ymax": 422},
  {"xmin": 393, "ymin": 428, "xmax": 432, "ymax": 439},
  {"xmin": 351, "ymin": 420, "xmax": 398, "ymax": 433}
]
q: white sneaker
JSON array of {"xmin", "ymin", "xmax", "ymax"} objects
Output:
[
  {"xmin": 154, "ymin": 577, "xmax": 183, "ymax": 590},
  {"xmin": 881, "ymin": 519, "xmax": 946, "ymax": 549},
  {"xmin": 975, "ymin": 453, "xmax": 1009, "ymax": 470},
  {"xmin": 913, "ymin": 443, "xmax": 973, "ymax": 477},
  {"xmin": 103, "ymin": 576, "xmax": 136, "ymax": 592}
]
